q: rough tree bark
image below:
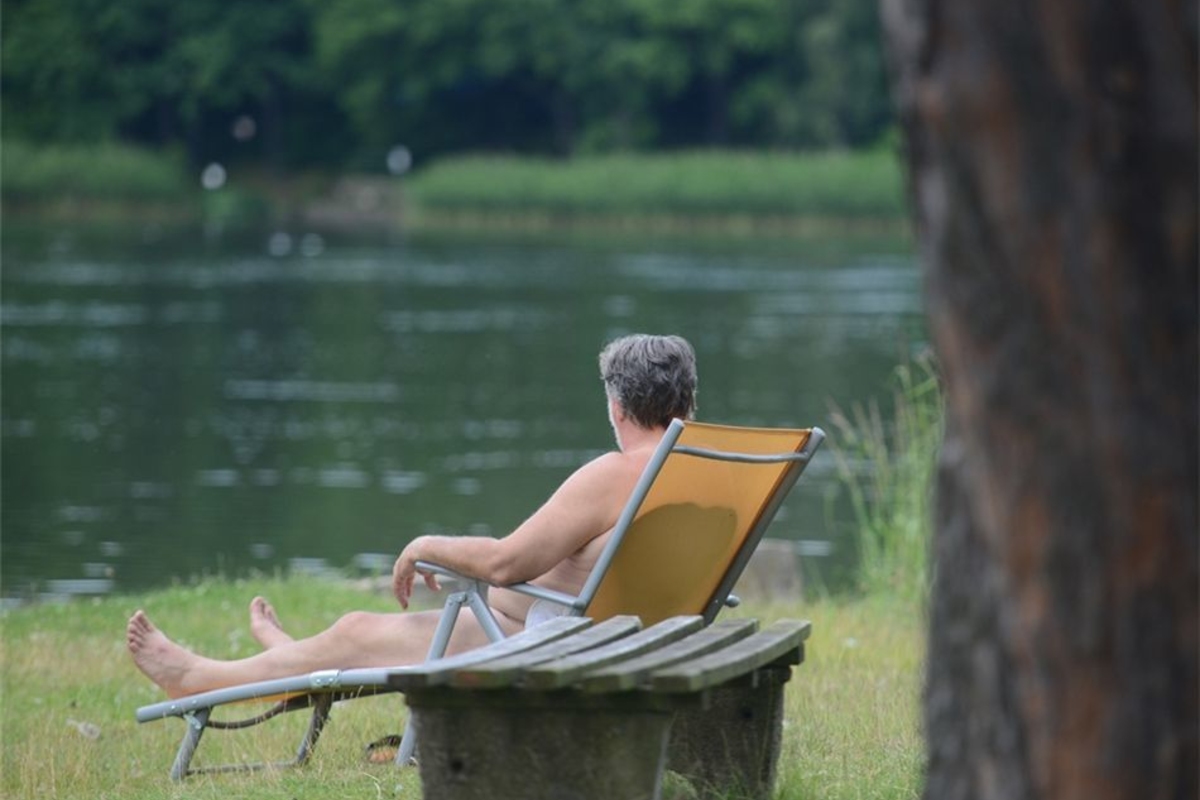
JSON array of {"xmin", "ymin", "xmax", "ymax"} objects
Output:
[{"xmin": 878, "ymin": 2, "xmax": 1198, "ymax": 799}]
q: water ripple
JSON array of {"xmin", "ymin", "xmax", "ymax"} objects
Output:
[
  {"xmin": 2, "ymin": 301, "xmax": 148, "ymax": 327},
  {"xmin": 224, "ymin": 379, "xmax": 401, "ymax": 403}
]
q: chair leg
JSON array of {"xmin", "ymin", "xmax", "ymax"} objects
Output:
[
  {"xmin": 394, "ymin": 581, "xmax": 510, "ymax": 767},
  {"xmin": 465, "ymin": 582, "xmax": 506, "ymax": 643},
  {"xmin": 428, "ymin": 592, "xmax": 469, "ymax": 661},
  {"xmin": 396, "ymin": 591, "xmax": 468, "ymax": 766},
  {"xmin": 294, "ymin": 694, "xmax": 333, "ymax": 766},
  {"xmin": 170, "ymin": 708, "xmax": 210, "ymax": 781},
  {"xmin": 395, "ymin": 715, "xmax": 420, "ymax": 765}
]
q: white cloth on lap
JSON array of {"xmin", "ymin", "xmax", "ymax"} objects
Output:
[{"xmin": 525, "ymin": 599, "xmax": 571, "ymax": 628}]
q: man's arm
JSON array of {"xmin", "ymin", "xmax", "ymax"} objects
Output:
[{"xmin": 392, "ymin": 451, "xmax": 640, "ymax": 608}]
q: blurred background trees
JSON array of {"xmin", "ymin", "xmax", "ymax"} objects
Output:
[{"xmin": 1, "ymin": 0, "xmax": 892, "ymax": 170}]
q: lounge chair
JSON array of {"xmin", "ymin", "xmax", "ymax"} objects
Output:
[{"xmin": 134, "ymin": 417, "xmax": 823, "ymax": 780}]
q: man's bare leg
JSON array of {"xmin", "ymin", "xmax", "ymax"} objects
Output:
[
  {"xmin": 127, "ymin": 605, "xmax": 519, "ymax": 698},
  {"xmin": 249, "ymin": 596, "xmax": 293, "ymax": 649}
]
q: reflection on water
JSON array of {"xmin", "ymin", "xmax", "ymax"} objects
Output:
[{"xmin": 1, "ymin": 226, "xmax": 923, "ymax": 604}]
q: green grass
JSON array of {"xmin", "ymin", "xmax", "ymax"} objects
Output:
[
  {"xmin": 404, "ymin": 149, "xmax": 906, "ymax": 223},
  {"xmin": 1, "ymin": 575, "xmax": 924, "ymax": 800},
  {"xmin": 761, "ymin": 597, "xmax": 925, "ymax": 800}
]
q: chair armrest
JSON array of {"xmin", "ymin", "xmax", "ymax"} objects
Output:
[
  {"xmin": 502, "ymin": 583, "xmax": 584, "ymax": 610},
  {"xmin": 414, "ymin": 560, "xmax": 467, "ymax": 581},
  {"xmin": 414, "ymin": 561, "xmax": 585, "ymax": 612}
]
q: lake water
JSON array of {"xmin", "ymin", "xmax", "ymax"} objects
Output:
[{"xmin": 0, "ymin": 224, "xmax": 924, "ymax": 604}]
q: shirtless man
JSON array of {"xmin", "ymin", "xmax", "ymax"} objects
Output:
[{"xmin": 127, "ymin": 334, "xmax": 698, "ymax": 698}]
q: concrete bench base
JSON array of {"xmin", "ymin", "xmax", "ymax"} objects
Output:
[
  {"xmin": 412, "ymin": 695, "xmax": 674, "ymax": 800},
  {"xmin": 393, "ymin": 616, "xmax": 810, "ymax": 800},
  {"xmin": 667, "ymin": 667, "xmax": 791, "ymax": 799}
]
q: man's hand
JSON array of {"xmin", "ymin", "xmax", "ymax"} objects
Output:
[{"xmin": 392, "ymin": 537, "xmax": 441, "ymax": 609}]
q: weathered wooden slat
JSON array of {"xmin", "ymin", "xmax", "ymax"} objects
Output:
[
  {"xmin": 519, "ymin": 615, "xmax": 705, "ymax": 690},
  {"xmin": 388, "ymin": 616, "xmax": 592, "ymax": 691},
  {"xmin": 649, "ymin": 619, "xmax": 811, "ymax": 693},
  {"xmin": 580, "ymin": 618, "xmax": 759, "ymax": 693},
  {"xmin": 450, "ymin": 616, "xmax": 643, "ymax": 689}
]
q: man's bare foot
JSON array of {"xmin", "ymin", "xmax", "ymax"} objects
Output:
[
  {"xmin": 126, "ymin": 610, "xmax": 201, "ymax": 698},
  {"xmin": 249, "ymin": 596, "xmax": 293, "ymax": 649}
]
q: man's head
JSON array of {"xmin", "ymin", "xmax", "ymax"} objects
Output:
[{"xmin": 599, "ymin": 334, "xmax": 697, "ymax": 429}]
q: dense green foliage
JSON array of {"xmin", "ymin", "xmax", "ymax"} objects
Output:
[{"xmin": 2, "ymin": 0, "xmax": 893, "ymax": 170}]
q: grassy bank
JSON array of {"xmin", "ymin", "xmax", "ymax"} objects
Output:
[
  {"xmin": 2, "ymin": 143, "xmax": 907, "ymax": 235},
  {"xmin": 404, "ymin": 149, "xmax": 906, "ymax": 231},
  {"xmin": 1, "ymin": 576, "xmax": 924, "ymax": 800},
  {"xmin": 1, "ymin": 141, "xmax": 198, "ymax": 222},
  {"xmin": 1, "ymin": 141, "xmax": 269, "ymax": 228}
]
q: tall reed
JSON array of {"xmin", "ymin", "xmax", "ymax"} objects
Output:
[{"xmin": 829, "ymin": 353, "xmax": 942, "ymax": 604}]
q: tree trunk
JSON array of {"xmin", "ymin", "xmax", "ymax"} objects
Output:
[{"xmin": 878, "ymin": 2, "xmax": 1198, "ymax": 799}]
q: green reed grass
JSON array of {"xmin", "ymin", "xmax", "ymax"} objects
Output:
[
  {"xmin": 1, "ymin": 575, "xmax": 923, "ymax": 800},
  {"xmin": 2, "ymin": 141, "xmax": 192, "ymax": 203},
  {"xmin": 828, "ymin": 353, "xmax": 942, "ymax": 605},
  {"xmin": 405, "ymin": 149, "xmax": 905, "ymax": 220}
]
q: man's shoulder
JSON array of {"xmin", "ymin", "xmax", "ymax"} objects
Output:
[
  {"xmin": 577, "ymin": 448, "xmax": 653, "ymax": 485},
  {"xmin": 578, "ymin": 449, "xmax": 631, "ymax": 475}
]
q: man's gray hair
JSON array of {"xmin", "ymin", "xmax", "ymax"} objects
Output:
[{"xmin": 599, "ymin": 334, "xmax": 697, "ymax": 429}]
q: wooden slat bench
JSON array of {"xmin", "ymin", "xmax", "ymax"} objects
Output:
[{"xmin": 389, "ymin": 614, "xmax": 811, "ymax": 800}]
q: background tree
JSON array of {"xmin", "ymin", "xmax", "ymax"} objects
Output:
[
  {"xmin": 3, "ymin": 0, "xmax": 344, "ymax": 168},
  {"xmin": 880, "ymin": 1, "xmax": 1198, "ymax": 798},
  {"xmin": 2, "ymin": 0, "xmax": 894, "ymax": 167}
]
